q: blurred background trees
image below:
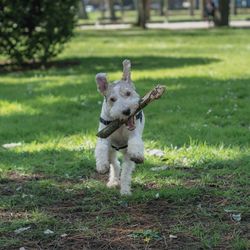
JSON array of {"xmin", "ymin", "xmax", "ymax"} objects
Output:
[
  {"xmin": 1, "ymin": 0, "xmax": 249, "ymax": 66},
  {"xmin": 0, "ymin": 0, "xmax": 78, "ymax": 65},
  {"xmin": 79, "ymin": 0, "xmax": 250, "ymax": 28}
]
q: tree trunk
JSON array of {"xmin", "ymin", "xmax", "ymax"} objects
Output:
[
  {"xmin": 78, "ymin": 0, "xmax": 88, "ymax": 20},
  {"xmin": 190, "ymin": 0, "xmax": 195, "ymax": 16},
  {"xmin": 120, "ymin": 0, "xmax": 124, "ymax": 20},
  {"xmin": 136, "ymin": 0, "xmax": 150, "ymax": 29},
  {"xmin": 108, "ymin": 0, "xmax": 117, "ymax": 21},
  {"xmin": 200, "ymin": 0, "xmax": 205, "ymax": 19},
  {"xmin": 231, "ymin": 0, "xmax": 237, "ymax": 15},
  {"xmin": 145, "ymin": 0, "xmax": 151, "ymax": 21},
  {"xmin": 216, "ymin": 0, "xmax": 230, "ymax": 26},
  {"xmin": 164, "ymin": 0, "xmax": 169, "ymax": 21},
  {"xmin": 160, "ymin": 0, "xmax": 164, "ymax": 16},
  {"xmin": 100, "ymin": 0, "xmax": 106, "ymax": 19}
]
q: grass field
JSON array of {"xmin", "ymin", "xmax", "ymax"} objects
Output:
[{"xmin": 0, "ymin": 28, "xmax": 249, "ymax": 249}]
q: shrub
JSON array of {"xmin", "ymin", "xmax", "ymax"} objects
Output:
[{"xmin": 0, "ymin": 0, "xmax": 78, "ymax": 65}]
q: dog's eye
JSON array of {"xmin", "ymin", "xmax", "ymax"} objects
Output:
[
  {"xmin": 126, "ymin": 91, "xmax": 131, "ymax": 97},
  {"xmin": 110, "ymin": 97, "xmax": 116, "ymax": 102}
]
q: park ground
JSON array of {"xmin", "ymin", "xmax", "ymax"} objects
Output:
[{"xmin": 0, "ymin": 28, "xmax": 249, "ymax": 249}]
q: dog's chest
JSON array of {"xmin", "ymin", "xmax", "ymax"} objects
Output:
[{"xmin": 110, "ymin": 125, "xmax": 131, "ymax": 147}]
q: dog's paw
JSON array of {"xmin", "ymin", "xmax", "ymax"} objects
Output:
[
  {"xmin": 129, "ymin": 153, "xmax": 144, "ymax": 164},
  {"xmin": 130, "ymin": 156, "xmax": 144, "ymax": 164},
  {"xmin": 96, "ymin": 163, "xmax": 109, "ymax": 174},
  {"xmin": 107, "ymin": 179, "xmax": 120, "ymax": 188}
]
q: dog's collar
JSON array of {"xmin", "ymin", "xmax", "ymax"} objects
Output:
[
  {"xmin": 99, "ymin": 111, "xmax": 143, "ymax": 126},
  {"xmin": 99, "ymin": 117, "xmax": 112, "ymax": 125}
]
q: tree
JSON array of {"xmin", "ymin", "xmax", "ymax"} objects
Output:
[
  {"xmin": 0, "ymin": 0, "xmax": 78, "ymax": 65},
  {"xmin": 78, "ymin": 0, "xmax": 88, "ymax": 20},
  {"xmin": 136, "ymin": 0, "xmax": 151, "ymax": 29},
  {"xmin": 120, "ymin": 0, "xmax": 125, "ymax": 20},
  {"xmin": 200, "ymin": 0, "xmax": 205, "ymax": 19},
  {"xmin": 231, "ymin": 0, "xmax": 237, "ymax": 15},
  {"xmin": 190, "ymin": 0, "xmax": 195, "ymax": 16},
  {"xmin": 201, "ymin": 0, "xmax": 230, "ymax": 26},
  {"xmin": 108, "ymin": 0, "xmax": 117, "ymax": 21},
  {"xmin": 160, "ymin": 0, "xmax": 165, "ymax": 16},
  {"xmin": 216, "ymin": 0, "xmax": 230, "ymax": 26}
]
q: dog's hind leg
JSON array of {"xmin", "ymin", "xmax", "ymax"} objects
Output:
[{"xmin": 107, "ymin": 150, "xmax": 121, "ymax": 188}]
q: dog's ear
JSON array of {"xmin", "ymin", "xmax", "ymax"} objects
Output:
[
  {"xmin": 96, "ymin": 73, "xmax": 108, "ymax": 95},
  {"xmin": 122, "ymin": 59, "xmax": 131, "ymax": 83}
]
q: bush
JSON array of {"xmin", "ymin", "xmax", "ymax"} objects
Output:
[{"xmin": 0, "ymin": 0, "xmax": 78, "ymax": 65}]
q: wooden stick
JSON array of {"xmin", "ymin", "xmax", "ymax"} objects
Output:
[{"xmin": 96, "ymin": 85, "xmax": 166, "ymax": 138}]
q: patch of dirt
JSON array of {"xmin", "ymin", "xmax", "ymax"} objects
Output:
[
  {"xmin": 1, "ymin": 172, "xmax": 45, "ymax": 183},
  {"xmin": 0, "ymin": 210, "xmax": 30, "ymax": 221},
  {"xmin": 0, "ymin": 172, "xmax": 46, "ymax": 196},
  {"xmin": 39, "ymin": 199, "xmax": 202, "ymax": 249}
]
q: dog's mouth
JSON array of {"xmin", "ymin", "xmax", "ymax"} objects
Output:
[{"xmin": 125, "ymin": 116, "xmax": 136, "ymax": 131}]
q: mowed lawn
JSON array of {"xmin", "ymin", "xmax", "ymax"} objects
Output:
[{"xmin": 0, "ymin": 28, "xmax": 249, "ymax": 249}]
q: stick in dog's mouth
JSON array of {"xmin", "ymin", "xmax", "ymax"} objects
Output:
[
  {"xmin": 96, "ymin": 85, "xmax": 166, "ymax": 138},
  {"xmin": 125, "ymin": 116, "xmax": 136, "ymax": 131}
]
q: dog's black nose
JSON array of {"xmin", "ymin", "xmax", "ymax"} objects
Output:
[{"xmin": 122, "ymin": 108, "xmax": 131, "ymax": 116}]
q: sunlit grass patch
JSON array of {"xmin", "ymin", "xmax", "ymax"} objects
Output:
[
  {"xmin": 0, "ymin": 100, "xmax": 38, "ymax": 116},
  {"xmin": 144, "ymin": 141, "xmax": 247, "ymax": 170}
]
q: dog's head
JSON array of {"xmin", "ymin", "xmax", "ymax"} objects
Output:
[{"xmin": 96, "ymin": 60, "xmax": 140, "ymax": 130}]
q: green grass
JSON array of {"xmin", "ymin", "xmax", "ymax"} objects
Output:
[{"xmin": 0, "ymin": 28, "xmax": 250, "ymax": 249}]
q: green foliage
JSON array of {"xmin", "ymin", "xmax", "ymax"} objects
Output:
[{"xmin": 0, "ymin": 0, "xmax": 78, "ymax": 65}]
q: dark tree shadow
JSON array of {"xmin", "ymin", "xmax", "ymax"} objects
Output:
[
  {"xmin": 0, "ymin": 55, "xmax": 220, "ymax": 75},
  {"xmin": 73, "ymin": 28, "xmax": 240, "ymax": 38}
]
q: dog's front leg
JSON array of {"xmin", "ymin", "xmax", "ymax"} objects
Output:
[
  {"xmin": 107, "ymin": 150, "xmax": 121, "ymax": 188},
  {"xmin": 95, "ymin": 138, "xmax": 110, "ymax": 174},
  {"xmin": 120, "ymin": 155, "xmax": 135, "ymax": 195},
  {"xmin": 127, "ymin": 133, "xmax": 144, "ymax": 164}
]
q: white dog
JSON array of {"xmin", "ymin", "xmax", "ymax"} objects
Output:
[{"xmin": 95, "ymin": 59, "xmax": 145, "ymax": 195}]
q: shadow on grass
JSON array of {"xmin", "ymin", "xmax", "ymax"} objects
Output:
[
  {"xmin": 0, "ymin": 55, "xmax": 220, "ymax": 75},
  {"xmin": 0, "ymin": 148, "xmax": 95, "ymax": 180},
  {"xmin": 75, "ymin": 28, "xmax": 240, "ymax": 38}
]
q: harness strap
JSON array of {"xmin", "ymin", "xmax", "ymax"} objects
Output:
[{"xmin": 111, "ymin": 144, "xmax": 128, "ymax": 151}]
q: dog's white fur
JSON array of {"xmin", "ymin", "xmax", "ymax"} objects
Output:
[{"xmin": 95, "ymin": 60, "xmax": 145, "ymax": 195}]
